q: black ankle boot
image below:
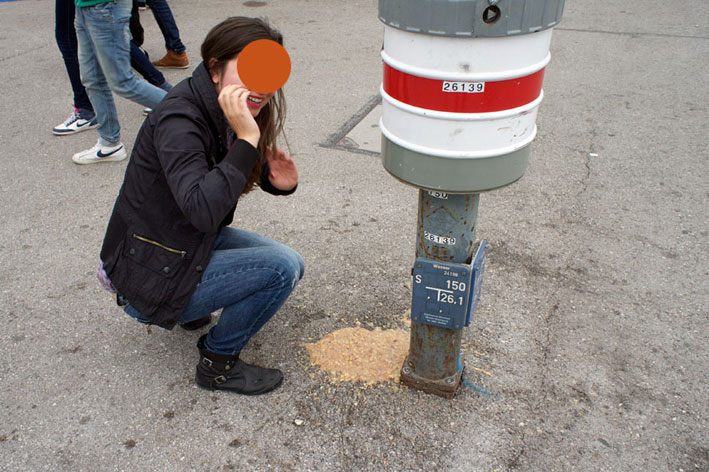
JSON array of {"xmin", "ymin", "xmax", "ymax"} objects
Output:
[{"xmin": 195, "ymin": 335, "xmax": 283, "ymax": 395}]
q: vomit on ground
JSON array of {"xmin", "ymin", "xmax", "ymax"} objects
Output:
[{"xmin": 305, "ymin": 325, "xmax": 409, "ymax": 384}]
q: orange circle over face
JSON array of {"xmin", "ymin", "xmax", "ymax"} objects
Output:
[{"xmin": 237, "ymin": 39, "xmax": 291, "ymax": 94}]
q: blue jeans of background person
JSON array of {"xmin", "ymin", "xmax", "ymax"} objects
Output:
[
  {"xmin": 74, "ymin": 0, "xmax": 166, "ymax": 146},
  {"xmin": 146, "ymin": 0, "xmax": 186, "ymax": 54},
  {"xmin": 125, "ymin": 227, "xmax": 305, "ymax": 355},
  {"xmin": 130, "ymin": 41, "xmax": 169, "ymax": 89},
  {"xmin": 57, "ymin": 0, "xmax": 166, "ymax": 111},
  {"xmin": 55, "ymin": 0, "xmax": 93, "ymax": 115}
]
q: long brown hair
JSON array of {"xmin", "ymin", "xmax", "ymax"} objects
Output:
[{"xmin": 201, "ymin": 17, "xmax": 287, "ymax": 194}]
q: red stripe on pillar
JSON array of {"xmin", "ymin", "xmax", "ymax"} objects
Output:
[{"xmin": 383, "ymin": 63, "xmax": 545, "ymax": 113}]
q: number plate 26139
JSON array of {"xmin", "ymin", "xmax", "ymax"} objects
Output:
[{"xmin": 442, "ymin": 81, "xmax": 485, "ymax": 93}]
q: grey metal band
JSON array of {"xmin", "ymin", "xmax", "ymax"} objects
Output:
[
  {"xmin": 379, "ymin": 0, "xmax": 565, "ymax": 37},
  {"xmin": 381, "ymin": 135, "xmax": 531, "ymax": 193}
]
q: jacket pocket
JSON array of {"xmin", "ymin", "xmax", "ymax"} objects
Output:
[
  {"xmin": 125, "ymin": 233, "xmax": 188, "ymax": 278},
  {"xmin": 112, "ymin": 232, "xmax": 191, "ymax": 313},
  {"xmin": 130, "ymin": 233, "xmax": 187, "ymax": 263}
]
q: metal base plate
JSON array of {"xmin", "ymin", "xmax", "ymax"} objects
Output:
[{"xmin": 400, "ymin": 357, "xmax": 463, "ymax": 399}]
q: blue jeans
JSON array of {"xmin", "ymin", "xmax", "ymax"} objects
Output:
[
  {"xmin": 130, "ymin": 41, "xmax": 169, "ymax": 89},
  {"xmin": 75, "ymin": 0, "xmax": 167, "ymax": 146},
  {"xmin": 146, "ymin": 0, "xmax": 185, "ymax": 54},
  {"xmin": 125, "ymin": 227, "xmax": 305, "ymax": 355},
  {"xmin": 55, "ymin": 0, "xmax": 93, "ymax": 114}
]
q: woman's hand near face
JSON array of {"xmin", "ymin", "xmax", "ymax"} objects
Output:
[
  {"xmin": 265, "ymin": 146, "xmax": 298, "ymax": 191},
  {"xmin": 218, "ymin": 84, "xmax": 260, "ymax": 148}
]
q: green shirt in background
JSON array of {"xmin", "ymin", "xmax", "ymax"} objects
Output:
[{"xmin": 75, "ymin": 0, "xmax": 112, "ymax": 7}]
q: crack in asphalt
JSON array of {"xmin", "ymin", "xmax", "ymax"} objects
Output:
[
  {"xmin": 504, "ymin": 128, "xmax": 603, "ymax": 464},
  {"xmin": 0, "ymin": 45, "xmax": 47, "ymax": 63},
  {"xmin": 579, "ymin": 125, "xmax": 598, "ymax": 197}
]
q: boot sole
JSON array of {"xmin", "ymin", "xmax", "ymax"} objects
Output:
[{"xmin": 195, "ymin": 376, "xmax": 283, "ymax": 396}]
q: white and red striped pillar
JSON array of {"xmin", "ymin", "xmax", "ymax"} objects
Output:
[{"xmin": 378, "ymin": 0, "xmax": 565, "ymax": 397}]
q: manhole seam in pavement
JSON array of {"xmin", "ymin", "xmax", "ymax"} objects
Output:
[{"xmin": 320, "ymin": 94, "xmax": 381, "ymax": 157}]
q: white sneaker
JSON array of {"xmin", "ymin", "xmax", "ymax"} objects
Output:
[
  {"xmin": 53, "ymin": 110, "xmax": 98, "ymax": 136},
  {"xmin": 72, "ymin": 140, "xmax": 127, "ymax": 165}
]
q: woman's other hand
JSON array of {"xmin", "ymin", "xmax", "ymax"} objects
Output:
[
  {"xmin": 218, "ymin": 84, "xmax": 260, "ymax": 148},
  {"xmin": 265, "ymin": 146, "xmax": 298, "ymax": 191}
]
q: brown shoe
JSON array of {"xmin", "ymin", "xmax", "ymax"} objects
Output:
[{"xmin": 152, "ymin": 49, "xmax": 189, "ymax": 69}]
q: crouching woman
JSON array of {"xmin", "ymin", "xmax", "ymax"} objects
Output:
[{"xmin": 98, "ymin": 17, "xmax": 304, "ymax": 395}]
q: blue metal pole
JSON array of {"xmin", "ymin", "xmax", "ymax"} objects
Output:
[{"xmin": 401, "ymin": 190, "xmax": 480, "ymax": 397}]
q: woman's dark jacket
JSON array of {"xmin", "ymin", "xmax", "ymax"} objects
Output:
[{"xmin": 100, "ymin": 62, "xmax": 291, "ymax": 329}]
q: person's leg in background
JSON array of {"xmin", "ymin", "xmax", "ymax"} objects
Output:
[
  {"xmin": 54, "ymin": 0, "xmax": 97, "ymax": 136},
  {"xmin": 145, "ymin": 0, "xmax": 189, "ymax": 69},
  {"xmin": 129, "ymin": 0, "xmax": 170, "ymax": 116},
  {"xmin": 87, "ymin": 0, "xmax": 166, "ymax": 108},
  {"xmin": 130, "ymin": 41, "xmax": 171, "ymax": 91},
  {"xmin": 74, "ymin": 3, "xmax": 120, "ymax": 146},
  {"xmin": 73, "ymin": 0, "xmax": 166, "ymax": 164}
]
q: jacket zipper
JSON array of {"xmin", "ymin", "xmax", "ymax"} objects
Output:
[{"xmin": 132, "ymin": 233, "xmax": 187, "ymax": 259}]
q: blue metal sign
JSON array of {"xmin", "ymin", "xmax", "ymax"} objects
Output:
[
  {"xmin": 411, "ymin": 240, "xmax": 487, "ymax": 330},
  {"xmin": 412, "ymin": 259, "xmax": 472, "ymax": 330}
]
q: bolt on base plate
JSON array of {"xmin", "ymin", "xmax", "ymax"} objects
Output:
[{"xmin": 400, "ymin": 358, "xmax": 463, "ymax": 399}]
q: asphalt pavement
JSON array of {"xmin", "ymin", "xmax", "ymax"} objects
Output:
[{"xmin": 0, "ymin": 0, "xmax": 707, "ymax": 470}]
